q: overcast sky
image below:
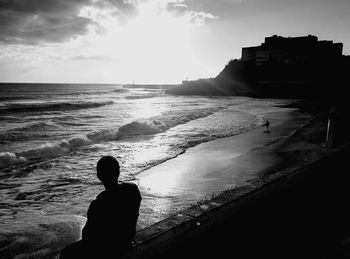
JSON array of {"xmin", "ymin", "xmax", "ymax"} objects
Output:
[{"xmin": 0, "ymin": 0, "xmax": 349, "ymax": 84}]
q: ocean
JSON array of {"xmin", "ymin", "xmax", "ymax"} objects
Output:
[{"xmin": 0, "ymin": 83, "xmax": 297, "ymax": 257}]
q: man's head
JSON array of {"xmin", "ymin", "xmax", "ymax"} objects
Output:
[{"xmin": 96, "ymin": 156, "xmax": 120, "ymax": 185}]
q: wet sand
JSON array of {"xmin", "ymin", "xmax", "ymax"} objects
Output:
[{"xmin": 137, "ymin": 107, "xmax": 314, "ymax": 228}]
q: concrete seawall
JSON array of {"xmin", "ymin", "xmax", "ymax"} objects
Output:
[{"xmin": 124, "ymin": 143, "xmax": 350, "ymax": 258}]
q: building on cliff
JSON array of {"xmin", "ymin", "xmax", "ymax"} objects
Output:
[
  {"xmin": 241, "ymin": 35, "xmax": 343, "ymax": 66},
  {"xmin": 167, "ymin": 35, "xmax": 348, "ymax": 99}
]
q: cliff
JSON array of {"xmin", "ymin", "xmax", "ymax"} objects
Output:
[
  {"xmin": 167, "ymin": 54, "xmax": 350, "ymax": 100},
  {"xmin": 167, "ymin": 60, "xmax": 258, "ymax": 97}
]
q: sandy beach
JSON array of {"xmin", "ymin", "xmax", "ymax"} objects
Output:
[{"xmin": 136, "ymin": 106, "xmax": 318, "ymax": 228}]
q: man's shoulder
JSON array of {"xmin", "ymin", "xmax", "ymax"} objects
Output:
[
  {"xmin": 120, "ymin": 181, "xmax": 138, "ymax": 187},
  {"xmin": 119, "ymin": 182, "xmax": 139, "ymax": 190},
  {"xmin": 119, "ymin": 182, "xmax": 141, "ymax": 199}
]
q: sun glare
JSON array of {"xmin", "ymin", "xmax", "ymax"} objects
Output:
[{"xmin": 83, "ymin": 1, "xmax": 200, "ymax": 83}]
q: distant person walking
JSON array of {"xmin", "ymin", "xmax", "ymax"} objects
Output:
[
  {"xmin": 262, "ymin": 120, "xmax": 270, "ymax": 133},
  {"xmin": 60, "ymin": 156, "xmax": 142, "ymax": 258}
]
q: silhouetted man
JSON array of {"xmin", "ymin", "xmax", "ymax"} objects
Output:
[
  {"xmin": 60, "ymin": 156, "xmax": 141, "ymax": 258},
  {"xmin": 263, "ymin": 120, "xmax": 270, "ymax": 133}
]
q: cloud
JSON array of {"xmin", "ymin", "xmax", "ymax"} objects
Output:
[
  {"xmin": 0, "ymin": 0, "xmax": 136, "ymax": 45},
  {"xmin": 0, "ymin": 0, "xmax": 218, "ymax": 45},
  {"xmin": 166, "ymin": 1, "xmax": 188, "ymax": 16},
  {"xmin": 188, "ymin": 11, "xmax": 218, "ymax": 25},
  {"xmin": 165, "ymin": 0, "xmax": 218, "ymax": 25}
]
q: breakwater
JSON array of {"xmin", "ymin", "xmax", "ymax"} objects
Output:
[{"xmin": 123, "ymin": 142, "xmax": 350, "ymax": 259}]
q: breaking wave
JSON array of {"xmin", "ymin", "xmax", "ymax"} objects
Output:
[
  {"xmin": 0, "ymin": 101, "xmax": 114, "ymax": 114},
  {"xmin": 0, "ymin": 152, "xmax": 27, "ymax": 168},
  {"xmin": 18, "ymin": 136, "xmax": 92, "ymax": 159},
  {"xmin": 88, "ymin": 107, "xmax": 223, "ymax": 141},
  {"xmin": 0, "ymin": 107, "xmax": 224, "ymax": 168}
]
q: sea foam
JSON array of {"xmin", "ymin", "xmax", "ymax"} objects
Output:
[
  {"xmin": 0, "ymin": 152, "xmax": 27, "ymax": 168},
  {"xmin": 88, "ymin": 107, "xmax": 223, "ymax": 141},
  {"xmin": 1, "ymin": 107, "xmax": 224, "ymax": 168},
  {"xmin": 18, "ymin": 136, "xmax": 92, "ymax": 160}
]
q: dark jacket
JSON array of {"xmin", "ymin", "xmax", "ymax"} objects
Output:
[{"xmin": 82, "ymin": 182, "xmax": 141, "ymax": 250}]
